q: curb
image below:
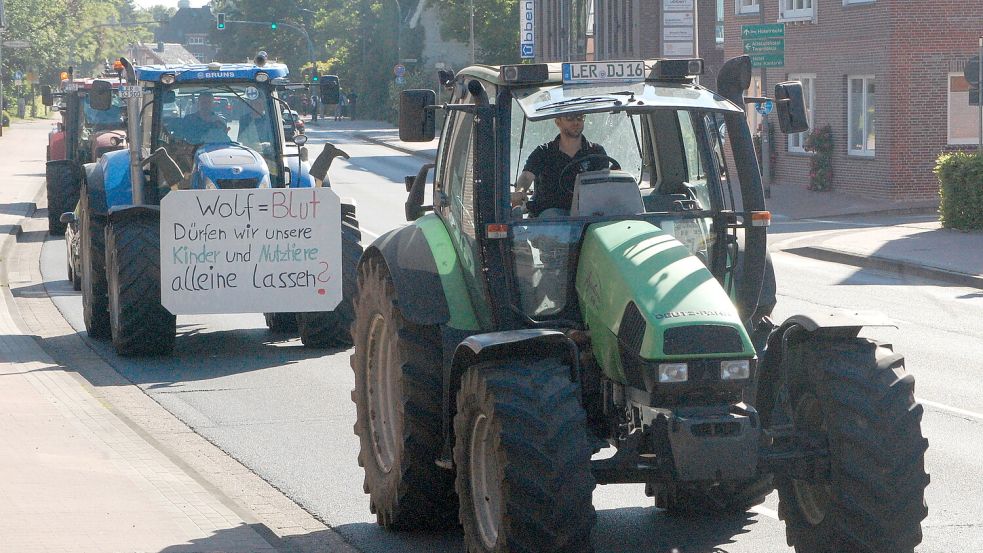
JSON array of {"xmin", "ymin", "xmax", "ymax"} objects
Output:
[
  {"xmin": 351, "ymin": 132, "xmax": 437, "ymax": 160},
  {"xmin": 784, "ymin": 246, "xmax": 983, "ymax": 290},
  {"xmin": 780, "ymin": 205, "xmax": 939, "ymax": 222}
]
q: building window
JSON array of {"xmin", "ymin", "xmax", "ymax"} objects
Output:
[
  {"xmin": 716, "ymin": 0, "xmax": 724, "ymax": 43},
  {"xmin": 736, "ymin": 0, "xmax": 759, "ymax": 15},
  {"xmin": 848, "ymin": 75, "xmax": 875, "ymax": 156},
  {"xmin": 187, "ymin": 35, "xmax": 206, "ymax": 46},
  {"xmin": 788, "ymin": 74, "xmax": 815, "ymax": 152},
  {"xmin": 780, "ymin": 0, "xmax": 813, "ymax": 20},
  {"xmin": 948, "ymin": 73, "xmax": 980, "ymax": 145},
  {"xmin": 843, "ymin": 0, "xmax": 873, "ymax": 4}
]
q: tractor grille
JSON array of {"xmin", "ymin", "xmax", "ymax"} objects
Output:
[
  {"xmin": 217, "ymin": 178, "xmax": 260, "ymax": 189},
  {"xmin": 663, "ymin": 325, "xmax": 744, "ymax": 355}
]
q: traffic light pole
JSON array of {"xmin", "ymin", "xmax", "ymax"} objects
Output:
[{"xmin": 224, "ymin": 19, "xmax": 316, "ymax": 75}]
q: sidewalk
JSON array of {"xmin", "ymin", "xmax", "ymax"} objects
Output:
[
  {"xmin": 320, "ymin": 117, "xmax": 981, "ymax": 289},
  {"xmin": 0, "ymin": 119, "xmax": 303, "ymax": 552}
]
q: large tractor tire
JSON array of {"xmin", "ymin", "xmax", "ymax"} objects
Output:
[
  {"xmin": 777, "ymin": 336, "xmax": 929, "ymax": 553},
  {"xmin": 46, "ymin": 160, "xmax": 80, "ymax": 235},
  {"xmin": 297, "ymin": 203, "xmax": 362, "ymax": 348},
  {"xmin": 264, "ymin": 312, "xmax": 298, "ymax": 333},
  {"xmin": 350, "ymin": 257, "xmax": 457, "ymax": 530},
  {"xmin": 454, "ymin": 358, "xmax": 596, "ymax": 553},
  {"xmin": 80, "ymin": 188, "xmax": 110, "ymax": 339},
  {"xmin": 106, "ymin": 216, "xmax": 176, "ymax": 356}
]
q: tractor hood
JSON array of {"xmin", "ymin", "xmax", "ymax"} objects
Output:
[
  {"xmin": 190, "ymin": 143, "xmax": 271, "ymax": 189},
  {"xmin": 575, "ymin": 220, "xmax": 755, "ymax": 383}
]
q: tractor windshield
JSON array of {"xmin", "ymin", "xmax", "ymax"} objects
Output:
[
  {"xmin": 509, "ymin": 102, "xmax": 726, "ymax": 318},
  {"xmin": 155, "ymin": 83, "xmax": 279, "ymax": 173}
]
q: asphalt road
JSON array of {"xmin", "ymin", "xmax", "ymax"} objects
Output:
[{"xmin": 37, "ymin": 128, "xmax": 982, "ymax": 552}]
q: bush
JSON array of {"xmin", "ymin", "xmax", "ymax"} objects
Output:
[
  {"xmin": 804, "ymin": 125, "xmax": 834, "ymax": 191},
  {"xmin": 935, "ymin": 152, "xmax": 983, "ymax": 230}
]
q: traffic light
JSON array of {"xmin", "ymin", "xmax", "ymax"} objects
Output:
[
  {"xmin": 270, "ymin": 21, "xmax": 278, "ymax": 30},
  {"xmin": 312, "ymin": 72, "xmax": 320, "ymax": 83},
  {"xmin": 216, "ymin": 12, "xmax": 225, "ymax": 30},
  {"xmin": 320, "ymin": 76, "xmax": 340, "ymax": 105}
]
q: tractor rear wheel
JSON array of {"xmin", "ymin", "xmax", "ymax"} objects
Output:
[
  {"xmin": 264, "ymin": 312, "xmax": 298, "ymax": 333},
  {"xmin": 46, "ymin": 161, "xmax": 79, "ymax": 236},
  {"xmin": 777, "ymin": 337, "xmax": 929, "ymax": 553},
  {"xmin": 298, "ymin": 203, "xmax": 362, "ymax": 348},
  {"xmin": 80, "ymin": 188, "xmax": 110, "ymax": 339},
  {"xmin": 454, "ymin": 359, "xmax": 596, "ymax": 553},
  {"xmin": 106, "ymin": 217, "xmax": 176, "ymax": 356},
  {"xmin": 351, "ymin": 257, "xmax": 457, "ymax": 530}
]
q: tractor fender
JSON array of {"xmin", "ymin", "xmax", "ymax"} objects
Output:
[
  {"xmin": 107, "ymin": 205, "xmax": 160, "ymax": 225},
  {"xmin": 450, "ymin": 329, "xmax": 579, "ymax": 379},
  {"xmin": 284, "ymin": 156, "xmax": 316, "ymax": 188},
  {"xmin": 361, "ymin": 213, "xmax": 480, "ymax": 330},
  {"xmin": 83, "ymin": 161, "xmax": 109, "ymax": 216},
  {"xmin": 754, "ymin": 310, "xmax": 896, "ymax": 427},
  {"xmin": 98, "ymin": 149, "xmax": 136, "ymax": 209}
]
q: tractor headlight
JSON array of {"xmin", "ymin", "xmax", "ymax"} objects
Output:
[
  {"xmin": 720, "ymin": 360, "xmax": 751, "ymax": 380},
  {"xmin": 160, "ymin": 73, "xmax": 176, "ymax": 85},
  {"xmin": 658, "ymin": 363, "xmax": 688, "ymax": 383},
  {"xmin": 255, "ymin": 71, "xmax": 270, "ymax": 83},
  {"xmin": 202, "ymin": 176, "xmax": 218, "ymax": 189}
]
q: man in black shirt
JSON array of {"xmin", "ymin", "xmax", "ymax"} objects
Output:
[{"xmin": 511, "ymin": 114, "xmax": 609, "ymax": 217}]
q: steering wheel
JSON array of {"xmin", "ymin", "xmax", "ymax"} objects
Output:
[{"xmin": 557, "ymin": 154, "xmax": 622, "ymax": 191}]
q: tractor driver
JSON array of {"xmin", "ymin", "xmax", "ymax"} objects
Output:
[
  {"xmin": 510, "ymin": 114, "xmax": 610, "ymax": 218},
  {"xmin": 176, "ymin": 92, "xmax": 230, "ymax": 144}
]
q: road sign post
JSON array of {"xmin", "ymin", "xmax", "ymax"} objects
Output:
[{"xmin": 743, "ymin": 22, "xmax": 784, "ymax": 198}]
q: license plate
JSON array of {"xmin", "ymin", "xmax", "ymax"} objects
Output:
[
  {"xmin": 562, "ymin": 61, "xmax": 646, "ymax": 84},
  {"xmin": 118, "ymin": 85, "xmax": 143, "ymax": 99}
]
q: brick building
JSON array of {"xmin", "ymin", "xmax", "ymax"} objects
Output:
[
  {"xmin": 155, "ymin": 1, "xmax": 218, "ymax": 63},
  {"xmin": 724, "ymin": 0, "xmax": 983, "ymax": 200}
]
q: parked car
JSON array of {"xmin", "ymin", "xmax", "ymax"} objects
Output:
[
  {"xmin": 61, "ymin": 205, "xmax": 82, "ymax": 291},
  {"xmin": 282, "ymin": 109, "xmax": 305, "ymax": 140}
]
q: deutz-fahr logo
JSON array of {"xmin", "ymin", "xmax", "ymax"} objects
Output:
[{"xmin": 196, "ymin": 71, "xmax": 236, "ymax": 79}]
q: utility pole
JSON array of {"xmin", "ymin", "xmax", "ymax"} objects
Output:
[
  {"xmin": 759, "ymin": 0, "xmax": 770, "ymax": 199},
  {"xmin": 469, "ymin": 0, "xmax": 475, "ymax": 63},
  {"xmin": 1, "ymin": 0, "xmax": 6, "ymax": 137}
]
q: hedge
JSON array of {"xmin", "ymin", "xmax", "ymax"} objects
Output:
[{"xmin": 935, "ymin": 152, "xmax": 983, "ymax": 230}]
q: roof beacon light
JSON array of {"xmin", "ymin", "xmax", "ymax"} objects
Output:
[
  {"xmin": 160, "ymin": 73, "xmax": 176, "ymax": 85},
  {"xmin": 499, "ymin": 64, "xmax": 549, "ymax": 84},
  {"xmin": 255, "ymin": 71, "xmax": 270, "ymax": 83},
  {"xmin": 255, "ymin": 51, "xmax": 268, "ymax": 67},
  {"xmin": 649, "ymin": 58, "xmax": 705, "ymax": 80},
  {"xmin": 113, "ymin": 59, "xmax": 124, "ymax": 73}
]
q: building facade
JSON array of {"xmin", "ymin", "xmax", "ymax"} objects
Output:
[
  {"xmin": 127, "ymin": 43, "xmax": 200, "ymax": 66},
  {"xmin": 155, "ymin": 1, "xmax": 218, "ymax": 63},
  {"xmin": 724, "ymin": 0, "xmax": 983, "ymax": 200}
]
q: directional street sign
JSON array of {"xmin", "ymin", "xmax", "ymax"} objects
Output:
[
  {"xmin": 741, "ymin": 23, "xmax": 784, "ymax": 40},
  {"xmin": 2, "ymin": 39, "xmax": 29, "ymax": 48},
  {"xmin": 393, "ymin": 63, "xmax": 406, "ymax": 78},
  {"xmin": 743, "ymin": 24, "xmax": 785, "ymax": 68}
]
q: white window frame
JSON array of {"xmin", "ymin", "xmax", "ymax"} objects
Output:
[
  {"xmin": 947, "ymin": 72, "xmax": 979, "ymax": 145},
  {"xmin": 787, "ymin": 74, "xmax": 815, "ymax": 153},
  {"xmin": 780, "ymin": 0, "xmax": 813, "ymax": 21},
  {"xmin": 847, "ymin": 75, "xmax": 876, "ymax": 157},
  {"xmin": 843, "ymin": 0, "xmax": 873, "ymax": 5},
  {"xmin": 736, "ymin": 0, "xmax": 759, "ymax": 15}
]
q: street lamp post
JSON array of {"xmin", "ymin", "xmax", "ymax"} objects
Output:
[{"xmin": 392, "ymin": 0, "xmax": 402, "ymax": 64}]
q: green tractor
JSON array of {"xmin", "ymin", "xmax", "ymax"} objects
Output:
[{"xmin": 350, "ymin": 56, "xmax": 928, "ymax": 552}]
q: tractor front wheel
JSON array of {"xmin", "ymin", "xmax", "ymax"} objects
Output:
[
  {"xmin": 350, "ymin": 257, "xmax": 457, "ymax": 529},
  {"xmin": 46, "ymin": 161, "xmax": 79, "ymax": 235},
  {"xmin": 106, "ymin": 217, "xmax": 176, "ymax": 356},
  {"xmin": 777, "ymin": 337, "xmax": 929, "ymax": 553},
  {"xmin": 80, "ymin": 189, "xmax": 110, "ymax": 339},
  {"xmin": 454, "ymin": 359, "xmax": 596, "ymax": 553},
  {"xmin": 298, "ymin": 203, "xmax": 362, "ymax": 348}
]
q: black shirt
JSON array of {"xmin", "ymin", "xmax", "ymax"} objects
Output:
[{"xmin": 522, "ymin": 135, "xmax": 608, "ymax": 216}]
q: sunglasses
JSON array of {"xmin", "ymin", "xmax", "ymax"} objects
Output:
[{"xmin": 560, "ymin": 115, "xmax": 586, "ymax": 122}]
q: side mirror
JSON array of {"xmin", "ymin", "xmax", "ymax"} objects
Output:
[
  {"xmin": 405, "ymin": 163, "xmax": 435, "ymax": 221},
  {"xmin": 59, "ymin": 211, "xmax": 78, "ymax": 225},
  {"xmin": 399, "ymin": 89, "xmax": 436, "ymax": 142},
  {"xmin": 142, "ymin": 147, "xmax": 185, "ymax": 187},
  {"xmin": 774, "ymin": 81, "xmax": 809, "ymax": 134},
  {"xmin": 89, "ymin": 80, "xmax": 114, "ymax": 111},
  {"xmin": 41, "ymin": 85, "xmax": 54, "ymax": 107},
  {"xmin": 292, "ymin": 133, "xmax": 308, "ymax": 146}
]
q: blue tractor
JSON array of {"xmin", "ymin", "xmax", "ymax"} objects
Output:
[{"xmin": 80, "ymin": 57, "xmax": 359, "ymax": 355}]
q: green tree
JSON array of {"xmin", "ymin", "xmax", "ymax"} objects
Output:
[{"xmin": 430, "ymin": 0, "xmax": 518, "ymax": 64}]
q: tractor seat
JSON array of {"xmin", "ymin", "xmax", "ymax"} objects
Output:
[{"xmin": 570, "ymin": 169, "xmax": 644, "ymax": 217}]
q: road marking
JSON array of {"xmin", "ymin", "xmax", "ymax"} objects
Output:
[
  {"xmin": 917, "ymin": 397, "xmax": 983, "ymax": 422},
  {"xmin": 751, "ymin": 505, "xmax": 779, "ymax": 520}
]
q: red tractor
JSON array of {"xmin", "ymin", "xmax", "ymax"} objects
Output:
[{"xmin": 42, "ymin": 73, "xmax": 126, "ymax": 234}]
